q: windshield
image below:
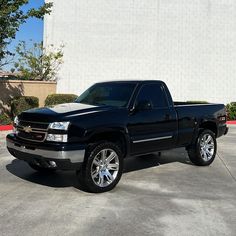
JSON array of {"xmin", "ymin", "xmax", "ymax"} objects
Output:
[{"xmin": 75, "ymin": 82, "xmax": 136, "ymax": 107}]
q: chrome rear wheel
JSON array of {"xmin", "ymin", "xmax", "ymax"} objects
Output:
[
  {"xmin": 199, "ymin": 134, "xmax": 215, "ymax": 161},
  {"xmin": 188, "ymin": 129, "xmax": 217, "ymax": 166}
]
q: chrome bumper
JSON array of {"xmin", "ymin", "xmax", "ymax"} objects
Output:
[{"xmin": 6, "ymin": 139, "xmax": 85, "ymax": 164}]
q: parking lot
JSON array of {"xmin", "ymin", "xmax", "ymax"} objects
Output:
[{"xmin": 0, "ymin": 126, "xmax": 235, "ymax": 236}]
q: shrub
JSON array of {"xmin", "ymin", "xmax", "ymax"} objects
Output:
[
  {"xmin": 45, "ymin": 94, "xmax": 78, "ymax": 106},
  {"xmin": 11, "ymin": 96, "xmax": 39, "ymax": 117},
  {"xmin": 0, "ymin": 113, "xmax": 12, "ymax": 125},
  {"xmin": 226, "ymin": 102, "xmax": 236, "ymax": 120},
  {"xmin": 186, "ymin": 101, "xmax": 209, "ymax": 104}
]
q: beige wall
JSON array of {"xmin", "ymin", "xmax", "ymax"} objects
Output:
[{"xmin": 0, "ymin": 80, "xmax": 56, "ymax": 114}]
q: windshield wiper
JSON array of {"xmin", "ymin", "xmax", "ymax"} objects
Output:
[{"xmin": 93, "ymin": 102, "xmax": 107, "ymax": 106}]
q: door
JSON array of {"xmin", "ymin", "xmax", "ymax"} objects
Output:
[{"xmin": 127, "ymin": 83, "xmax": 178, "ymax": 155}]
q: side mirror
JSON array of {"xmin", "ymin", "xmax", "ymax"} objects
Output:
[{"xmin": 136, "ymin": 100, "xmax": 153, "ymax": 111}]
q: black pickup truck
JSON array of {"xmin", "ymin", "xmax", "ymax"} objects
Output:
[{"xmin": 6, "ymin": 80, "xmax": 228, "ymax": 193}]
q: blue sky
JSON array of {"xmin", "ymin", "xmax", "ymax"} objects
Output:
[{"xmin": 5, "ymin": 0, "xmax": 45, "ymax": 69}]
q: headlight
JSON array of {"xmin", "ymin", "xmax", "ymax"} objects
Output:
[
  {"xmin": 14, "ymin": 116, "xmax": 19, "ymax": 126},
  {"xmin": 46, "ymin": 134, "xmax": 68, "ymax": 142},
  {"xmin": 48, "ymin": 121, "xmax": 70, "ymax": 130},
  {"xmin": 13, "ymin": 116, "xmax": 19, "ymax": 134}
]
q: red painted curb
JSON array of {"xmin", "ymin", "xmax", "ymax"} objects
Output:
[
  {"xmin": 227, "ymin": 121, "xmax": 236, "ymax": 125},
  {"xmin": 0, "ymin": 125, "xmax": 13, "ymax": 131}
]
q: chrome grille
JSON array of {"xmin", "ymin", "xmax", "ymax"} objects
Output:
[{"xmin": 16, "ymin": 120, "xmax": 49, "ymax": 142}]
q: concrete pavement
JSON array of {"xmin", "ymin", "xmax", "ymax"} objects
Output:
[{"xmin": 0, "ymin": 126, "xmax": 235, "ymax": 236}]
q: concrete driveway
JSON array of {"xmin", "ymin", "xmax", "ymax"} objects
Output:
[{"xmin": 0, "ymin": 126, "xmax": 235, "ymax": 236}]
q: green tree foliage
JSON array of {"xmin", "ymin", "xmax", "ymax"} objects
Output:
[
  {"xmin": 0, "ymin": 0, "xmax": 53, "ymax": 67},
  {"xmin": 226, "ymin": 102, "xmax": 236, "ymax": 120},
  {"xmin": 13, "ymin": 41, "xmax": 64, "ymax": 81}
]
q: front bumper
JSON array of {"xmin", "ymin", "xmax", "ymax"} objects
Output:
[{"xmin": 6, "ymin": 133, "xmax": 86, "ymax": 170}]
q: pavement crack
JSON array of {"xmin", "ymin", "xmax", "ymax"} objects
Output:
[{"xmin": 217, "ymin": 153, "xmax": 236, "ymax": 183}]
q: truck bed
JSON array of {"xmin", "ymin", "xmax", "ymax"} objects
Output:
[
  {"xmin": 173, "ymin": 102, "xmax": 226, "ymax": 145},
  {"xmin": 174, "ymin": 101, "xmax": 209, "ymax": 106}
]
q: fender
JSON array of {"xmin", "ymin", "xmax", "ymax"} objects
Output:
[{"xmin": 84, "ymin": 125, "xmax": 131, "ymax": 157}]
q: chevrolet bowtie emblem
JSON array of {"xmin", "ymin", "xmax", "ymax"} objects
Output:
[{"xmin": 23, "ymin": 126, "xmax": 32, "ymax": 133}]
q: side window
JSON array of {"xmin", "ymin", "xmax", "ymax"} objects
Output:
[{"xmin": 136, "ymin": 84, "xmax": 168, "ymax": 108}]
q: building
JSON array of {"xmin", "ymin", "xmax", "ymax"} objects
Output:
[
  {"xmin": 0, "ymin": 70, "xmax": 20, "ymax": 80},
  {"xmin": 44, "ymin": 0, "xmax": 236, "ymax": 104}
]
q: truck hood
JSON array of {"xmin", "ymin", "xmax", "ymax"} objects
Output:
[{"xmin": 19, "ymin": 103, "xmax": 112, "ymax": 122}]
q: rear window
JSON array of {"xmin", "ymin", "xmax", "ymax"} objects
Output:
[{"xmin": 136, "ymin": 84, "xmax": 168, "ymax": 108}]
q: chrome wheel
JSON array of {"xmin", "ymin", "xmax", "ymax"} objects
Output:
[
  {"xmin": 199, "ymin": 134, "xmax": 215, "ymax": 161},
  {"xmin": 91, "ymin": 148, "xmax": 119, "ymax": 187}
]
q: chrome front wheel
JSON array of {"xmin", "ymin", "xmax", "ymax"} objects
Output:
[
  {"xmin": 77, "ymin": 142, "xmax": 124, "ymax": 193},
  {"xmin": 91, "ymin": 149, "xmax": 119, "ymax": 187}
]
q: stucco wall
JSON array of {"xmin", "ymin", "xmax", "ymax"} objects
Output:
[
  {"xmin": 44, "ymin": 0, "xmax": 236, "ymax": 104},
  {"xmin": 0, "ymin": 80, "xmax": 56, "ymax": 113}
]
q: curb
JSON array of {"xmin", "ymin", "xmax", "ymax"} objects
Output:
[
  {"xmin": 0, "ymin": 125, "xmax": 13, "ymax": 131},
  {"xmin": 227, "ymin": 121, "xmax": 236, "ymax": 125}
]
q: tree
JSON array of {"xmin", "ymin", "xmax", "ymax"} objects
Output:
[
  {"xmin": 0, "ymin": 0, "xmax": 53, "ymax": 67},
  {"xmin": 13, "ymin": 40, "xmax": 64, "ymax": 81}
]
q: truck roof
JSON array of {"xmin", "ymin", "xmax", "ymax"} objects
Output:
[{"xmin": 96, "ymin": 80, "xmax": 163, "ymax": 84}]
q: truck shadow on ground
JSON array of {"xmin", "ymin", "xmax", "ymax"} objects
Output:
[{"xmin": 6, "ymin": 148, "xmax": 192, "ymax": 189}]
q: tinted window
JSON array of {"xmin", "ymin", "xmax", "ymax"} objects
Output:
[
  {"xmin": 136, "ymin": 84, "xmax": 167, "ymax": 108},
  {"xmin": 76, "ymin": 83, "xmax": 136, "ymax": 107}
]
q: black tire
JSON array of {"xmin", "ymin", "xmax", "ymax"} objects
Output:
[
  {"xmin": 77, "ymin": 142, "xmax": 124, "ymax": 193},
  {"xmin": 28, "ymin": 163, "xmax": 56, "ymax": 173},
  {"xmin": 188, "ymin": 129, "xmax": 217, "ymax": 166}
]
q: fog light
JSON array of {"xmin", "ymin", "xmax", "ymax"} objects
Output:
[
  {"xmin": 49, "ymin": 161, "xmax": 57, "ymax": 168},
  {"xmin": 46, "ymin": 134, "xmax": 68, "ymax": 142}
]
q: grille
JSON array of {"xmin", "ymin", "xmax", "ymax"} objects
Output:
[
  {"xmin": 16, "ymin": 120, "xmax": 49, "ymax": 142},
  {"xmin": 18, "ymin": 120, "xmax": 49, "ymax": 130}
]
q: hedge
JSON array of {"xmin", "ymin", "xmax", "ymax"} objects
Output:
[
  {"xmin": 226, "ymin": 102, "xmax": 236, "ymax": 120},
  {"xmin": 45, "ymin": 94, "xmax": 78, "ymax": 106},
  {"xmin": 186, "ymin": 101, "xmax": 209, "ymax": 104},
  {"xmin": 0, "ymin": 113, "xmax": 12, "ymax": 125},
  {"xmin": 11, "ymin": 96, "xmax": 39, "ymax": 117}
]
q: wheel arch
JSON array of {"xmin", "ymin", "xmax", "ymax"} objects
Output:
[
  {"xmin": 199, "ymin": 121, "xmax": 218, "ymax": 137},
  {"xmin": 188, "ymin": 120, "xmax": 218, "ymax": 149},
  {"xmin": 86, "ymin": 128, "xmax": 130, "ymax": 157}
]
